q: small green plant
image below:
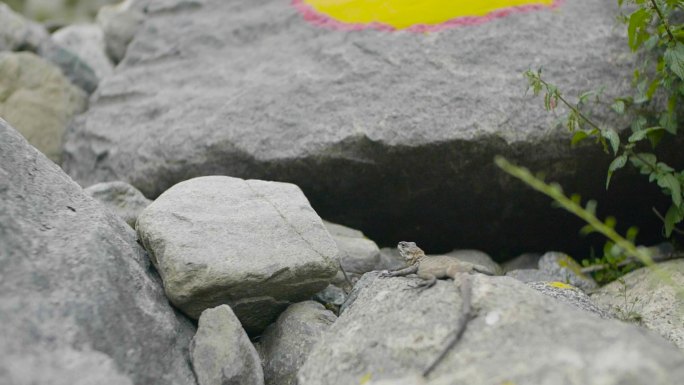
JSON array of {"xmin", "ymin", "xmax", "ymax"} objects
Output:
[
  {"xmin": 524, "ymin": 0, "xmax": 684, "ymax": 238},
  {"xmin": 612, "ymin": 278, "xmax": 644, "ymax": 324},
  {"xmin": 494, "ymin": 157, "xmax": 681, "ymax": 294}
]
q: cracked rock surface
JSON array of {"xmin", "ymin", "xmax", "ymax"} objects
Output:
[{"xmin": 136, "ymin": 175, "xmax": 339, "ymax": 334}]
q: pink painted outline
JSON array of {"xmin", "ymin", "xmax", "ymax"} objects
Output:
[{"xmin": 292, "ymin": 0, "xmax": 563, "ymax": 33}]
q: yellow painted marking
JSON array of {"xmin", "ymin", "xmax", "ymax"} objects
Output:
[
  {"xmin": 303, "ymin": 0, "xmax": 555, "ymax": 29},
  {"xmin": 549, "ymin": 281, "xmax": 575, "ymax": 290}
]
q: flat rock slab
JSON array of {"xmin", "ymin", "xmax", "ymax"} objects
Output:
[
  {"xmin": 64, "ymin": 0, "xmax": 660, "ymax": 255},
  {"xmin": 298, "ymin": 272, "xmax": 684, "ymax": 385},
  {"xmin": 136, "ymin": 176, "xmax": 339, "ymax": 334},
  {"xmin": 0, "ymin": 119, "xmax": 196, "ymax": 385}
]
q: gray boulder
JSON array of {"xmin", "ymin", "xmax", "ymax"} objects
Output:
[
  {"xmin": 505, "ymin": 268, "xmax": 557, "ymax": 283},
  {"xmin": 0, "ymin": 3, "xmax": 49, "ymax": 51},
  {"xmin": 190, "ymin": 305, "xmax": 264, "ymax": 385},
  {"xmin": 84, "ymin": 180, "xmax": 152, "ymax": 227},
  {"xmin": 591, "ymin": 260, "xmax": 684, "ymax": 348},
  {"xmin": 257, "ymin": 301, "xmax": 337, "ymax": 385},
  {"xmin": 502, "ymin": 252, "xmax": 542, "ymax": 272},
  {"xmin": 297, "ymin": 273, "xmax": 684, "ymax": 385},
  {"xmin": 62, "ymin": 0, "xmax": 665, "ymax": 256},
  {"xmin": 96, "ymin": 0, "xmax": 144, "ymax": 63},
  {"xmin": 0, "ymin": 118, "xmax": 196, "ymax": 385},
  {"xmin": 37, "ymin": 39, "xmax": 99, "ymax": 93},
  {"xmin": 136, "ymin": 176, "xmax": 339, "ymax": 333},
  {"xmin": 0, "ymin": 51, "xmax": 87, "ymax": 163},
  {"xmin": 377, "ymin": 247, "xmax": 408, "ymax": 271},
  {"xmin": 53, "ymin": 23, "xmax": 114, "ymax": 80}
]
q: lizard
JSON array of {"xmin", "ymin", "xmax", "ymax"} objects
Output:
[{"xmin": 380, "ymin": 241, "xmax": 496, "ymax": 377}]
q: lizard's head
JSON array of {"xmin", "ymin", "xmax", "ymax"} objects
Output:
[{"xmin": 397, "ymin": 241, "xmax": 425, "ymax": 265}]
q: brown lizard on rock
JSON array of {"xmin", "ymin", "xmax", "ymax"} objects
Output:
[
  {"xmin": 380, "ymin": 241, "xmax": 495, "ymax": 377},
  {"xmin": 381, "ymin": 241, "xmax": 496, "ymax": 289}
]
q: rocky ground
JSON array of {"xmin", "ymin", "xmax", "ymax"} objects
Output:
[{"xmin": 1, "ymin": 1, "xmax": 683, "ymax": 384}]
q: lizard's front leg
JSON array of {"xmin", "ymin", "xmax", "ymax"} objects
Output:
[
  {"xmin": 380, "ymin": 264, "xmax": 418, "ymax": 278},
  {"xmin": 411, "ymin": 273, "xmax": 437, "ymax": 291}
]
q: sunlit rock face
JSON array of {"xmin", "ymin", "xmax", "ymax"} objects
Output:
[{"xmin": 294, "ymin": 0, "xmax": 557, "ymax": 31}]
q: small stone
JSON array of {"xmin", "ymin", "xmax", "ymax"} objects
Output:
[
  {"xmin": 96, "ymin": 0, "xmax": 144, "ymax": 63},
  {"xmin": 84, "ymin": 181, "xmax": 151, "ymax": 228},
  {"xmin": 538, "ymin": 251, "xmax": 598, "ymax": 292},
  {"xmin": 53, "ymin": 23, "xmax": 113, "ymax": 80},
  {"xmin": 190, "ymin": 305, "xmax": 264, "ymax": 385},
  {"xmin": 0, "ymin": 51, "xmax": 87, "ymax": 163},
  {"xmin": 257, "ymin": 301, "xmax": 336, "ymax": 385}
]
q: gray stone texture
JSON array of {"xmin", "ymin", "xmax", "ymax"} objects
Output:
[
  {"xmin": 324, "ymin": 220, "xmax": 381, "ymax": 283},
  {"xmin": 136, "ymin": 175, "xmax": 339, "ymax": 333},
  {"xmin": 0, "ymin": 51, "xmax": 87, "ymax": 163},
  {"xmin": 53, "ymin": 23, "xmax": 114, "ymax": 80},
  {"xmin": 502, "ymin": 252, "xmax": 542, "ymax": 272},
  {"xmin": 84, "ymin": 180, "xmax": 152, "ymax": 227},
  {"xmin": 591, "ymin": 260, "xmax": 684, "ymax": 348},
  {"xmin": 444, "ymin": 249, "xmax": 501, "ymax": 275},
  {"xmin": 257, "ymin": 301, "xmax": 337, "ymax": 385},
  {"xmin": 538, "ymin": 251, "xmax": 598, "ymax": 292},
  {"xmin": 0, "ymin": 118, "xmax": 196, "ymax": 385},
  {"xmin": 190, "ymin": 305, "xmax": 264, "ymax": 385},
  {"xmin": 526, "ymin": 281, "xmax": 611, "ymax": 319},
  {"xmin": 37, "ymin": 39, "xmax": 99, "ymax": 93},
  {"xmin": 61, "ymin": 0, "xmax": 676, "ymax": 256},
  {"xmin": 0, "ymin": 2, "xmax": 49, "ymax": 51},
  {"xmin": 505, "ymin": 268, "xmax": 557, "ymax": 283},
  {"xmin": 297, "ymin": 273, "xmax": 684, "ymax": 385},
  {"xmin": 96, "ymin": 0, "xmax": 144, "ymax": 63}
]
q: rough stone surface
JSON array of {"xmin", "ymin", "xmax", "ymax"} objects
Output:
[
  {"xmin": 324, "ymin": 220, "xmax": 381, "ymax": 282},
  {"xmin": 505, "ymin": 268, "xmax": 557, "ymax": 283},
  {"xmin": 445, "ymin": 249, "xmax": 501, "ymax": 275},
  {"xmin": 502, "ymin": 252, "xmax": 542, "ymax": 272},
  {"xmin": 313, "ymin": 284, "xmax": 347, "ymax": 307},
  {"xmin": 257, "ymin": 301, "xmax": 336, "ymax": 385},
  {"xmin": 190, "ymin": 305, "xmax": 264, "ymax": 385},
  {"xmin": 298, "ymin": 273, "xmax": 684, "ymax": 385},
  {"xmin": 37, "ymin": 39, "xmax": 99, "ymax": 93},
  {"xmin": 61, "ymin": 0, "xmax": 675, "ymax": 256},
  {"xmin": 136, "ymin": 175, "xmax": 339, "ymax": 333},
  {"xmin": 377, "ymin": 247, "xmax": 408, "ymax": 271},
  {"xmin": 0, "ymin": 119, "xmax": 197, "ymax": 385},
  {"xmin": 0, "ymin": 3, "xmax": 49, "ymax": 51},
  {"xmin": 96, "ymin": 0, "xmax": 144, "ymax": 63},
  {"xmin": 0, "ymin": 51, "xmax": 87, "ymax": 163},
  {"xmin": 538, "ymin": 251, "xmax": 598, "ymax": 292},
  {"xmin": 526, "ymin": 281, "xmax": 612, "ymax": 319},
  {"xmin": 84, "ymin": 180, "xmax": 152, "ymax": 227},
  {"xmin": 591, "ymin": 260, "xmax": 684, "ymax": 349},
  {"xmin": 53, "ymin": 23, "xmax": 114, "ymax": 80}
]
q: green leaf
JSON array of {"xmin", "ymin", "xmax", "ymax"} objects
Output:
[
  {"xmin": 630, "ymin": 153, "xmax": 657, "ymax": 174},
  {"xmin": 664, "ymin": 204, "xmax": 684, "ymax": 237},
  {"xmin": 664, "ymin": 42, "xmax": 684, "ymax": 80},
  {"xmin": 657, "ymin": 173, "xmax": 682, "ymax": 207},
  {"xmin": 606, "ymin": 154, "xmax": 628, "ymax": 189},
  {"xmin": 602, "ymin": 129, "xmax": 620, "ymax": 155},
  {"xmin": 628, "ymin": 127, "xmax": 664, "ymax": 143},
  {"xmin": 647, "ymin": 128, "xmax": 665, "ymax": 147},
  {"xmin": 626, "ymin": 226, "xmax": 639, "ymax": 242},
  {"xmin": 611, "ymin": 100, "xmax": 626, "ymax": 114},
  {"xmin": 627, "ymin": 8, "xmax": 652, "ymax": 51},
  {"xmin": 571, "ymin": 131, "xmax": 589, "ymax": 146}
]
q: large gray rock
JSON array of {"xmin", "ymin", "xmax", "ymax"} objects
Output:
[
  {"xmin": 190, "ymin": 305, "xmax": 264, "ymax": 385},
  {"xmin": 297, "ymin": 273, "xmax": 684, "ymax": 385},
  {"xmin": 538, "ymin": 251, "xmax": 598, "ymax": 292},
  {"xmin": 0, "ymin": 119, "xmax": 196, "ymax": 385},
  {"xmin": 84, "ymin": 180, "xmax": 152, "ymax": 227},
  {"xmin": 136, "ymin": 176, "xmax": 339, "ymax": 333},
  {"xmin": 53, "ymin": 23, "xmax": 114, "ymax": 80},
  {"xmin": 591, "ymin": 260, "xmax": 684, "ymax": 348},
  {"xmin": 444, "ymin": 249, "xmax": 501, "ymax": 276},
  {"xmin": 62, "ymin": 0, "xmax": 668, "ymax": 256},
  {"xmin": 257, "ymin": 301, "xmax": 337, "ymax": 385},
  {"xmin": 0, "ymin": 51, "xmax": 87, "ymax": 163}
]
